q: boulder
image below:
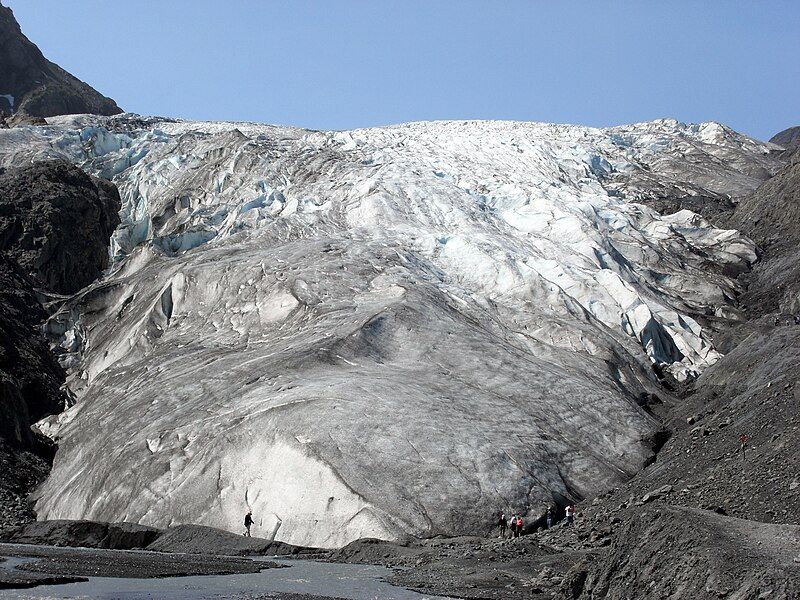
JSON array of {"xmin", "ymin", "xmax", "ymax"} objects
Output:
[{"xmin": 641, "ymin": 485, "xmax": 673, "ymax": 504}]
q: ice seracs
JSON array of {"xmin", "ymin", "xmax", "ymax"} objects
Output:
[{"xmin": 0, "ymin": 114, "xmax": 782, "ymax": 548}]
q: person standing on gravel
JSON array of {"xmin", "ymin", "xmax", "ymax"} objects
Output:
[
  {"xmin": 565, "ymin": 505, "xmax": 575, "ymax": 526},
  {"xmin": 498, "ymin": 513, "xmax": 508, "ymax": 538},
  {"xmin": 509, "ymin": 514, "xmax": 517, "ymax": 538},
  {"xmin": 546, "ymin": 507, "xmax": 554, "ymax": 529},
  {"xmin": 244, "ymin": 510, "xmax": 254, "ymax": 537},
  {"xmin": 515, "ymin": 515, "xmax": 524, "ymax": 537}
]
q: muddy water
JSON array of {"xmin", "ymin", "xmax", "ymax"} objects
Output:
[{"xmin": 0, "ymin": 555, "xmax": 454, "ymax": 600}]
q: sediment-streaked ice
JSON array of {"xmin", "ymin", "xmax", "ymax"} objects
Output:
[{"xmin": 0, "ymin": 114, "xmax": 781, "ymax": 547}]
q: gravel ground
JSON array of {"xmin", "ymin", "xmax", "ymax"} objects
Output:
[
  {"xmin": 0, "ymin": 571, "xmax": 87, "ymax": 590},
  {"xmin": 0, "ymin": 543, "xmax": 280, "ymax": 581}
]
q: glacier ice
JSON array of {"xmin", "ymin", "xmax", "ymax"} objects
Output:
[{"xmin": 0, "ymin": 114, "xmax": 782, "ymax": 548}]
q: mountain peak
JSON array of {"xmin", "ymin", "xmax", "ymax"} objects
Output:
[{"xmin": 0, "ymin": 1, "xmax": 122, "ymax": 119}]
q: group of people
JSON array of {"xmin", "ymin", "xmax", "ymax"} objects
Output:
[
  {"xmin": 773, "ymin": 314, "xmax": 800, "ymax": 326},
  {"xmin": 497, "ymin": 505, "xmax": 575, "ymax": 538},
  {"xmin": 243, "ymin": 504, "xmax": 578, "ymax": 540},
  {"xmin": 498, "ymin": 513, "xmax": 525, "ymax": 538}
]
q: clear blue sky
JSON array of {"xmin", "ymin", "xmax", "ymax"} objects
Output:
[{"xmin": 6, "ymin": 0, "xmax": 799, "ymax": 140}]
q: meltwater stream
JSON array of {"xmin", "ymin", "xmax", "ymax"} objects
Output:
[{"xmin": 0, "ymin": 555, "xmax": 454, "ymax": 600}]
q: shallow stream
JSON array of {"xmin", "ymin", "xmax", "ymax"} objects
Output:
[{"xmin": 0, "ymin": 554, "xmax": 453, "ymax": 600}]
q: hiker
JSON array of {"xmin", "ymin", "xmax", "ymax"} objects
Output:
[
  {"xmin": 244, "ymin": 510, "xmax": 254, "ymax": 537},
  {"xmin": 546, "ymin": 506, "xmax": 554, "ymax": 529},
  {"xmin": 515, "ymin": 515, "xmax": 524, "ymax": 537},
  {"xmin": 509, "ymin": 514, "xmax": 517, "ymax": 538},
  {"xmin": 565, "ymin": 505, "xmax": 575, "ymax": 526},
  {"xmin": 498, "ymin": 513, "xmax": 508, "ymax": 538},
  {"xmin": 774, "ymin": 316, "xmax": 780, "ymax": 326},
  {"xmin": 739, "ymin": 433, "xmax": 748, "ymax": 460}
]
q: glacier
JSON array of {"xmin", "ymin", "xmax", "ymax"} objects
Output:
[{"xmin": 0, "ymin": 114, "xmax": 782, "ymax": 548}]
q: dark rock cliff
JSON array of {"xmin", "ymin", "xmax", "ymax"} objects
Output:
[
  {"xmin": 0, "ymin": 161, "xmax": 120, "ymax": 528},
  {"xmin": 0, "ymin": 255, "xmax": 63, "ymax": 527},
  {"xmin": 0, "ymin": 254, "xmax": 66, "ymax": 449}
]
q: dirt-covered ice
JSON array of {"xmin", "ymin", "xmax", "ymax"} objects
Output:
[{"xmin": 0, "ymin": 115, "xmax": 783, "ymax": 548}]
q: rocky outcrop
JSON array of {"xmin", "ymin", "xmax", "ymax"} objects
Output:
[
  {"xmin": 633, "ymin": 193, "xmax": 736, "ymax": 224},
  {"xmin": 0, "ymin": 160, "xmax": 121, "ymax": 294},
  {"xmin": 0, "ymin": 2, "xmax": 122, "ymax": 118}
]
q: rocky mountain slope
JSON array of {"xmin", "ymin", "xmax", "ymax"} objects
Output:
[
  {"xmin": 534, "ymin": 146, "xmax": 800, "ymax": 598},
  {"xmin": 562, "ymin": 140, "xmax": 800, "ymax": 599},
  {"xmin": 770, "ymin": 126, "xmax": 800, "ymax": 152},
  {"xmin": 0, "ymin": 1, "xmax": 121, "ymax": 120},
  {"xmin": 0, "ymin": 113, "xmax": 785, "ymax": 548}
]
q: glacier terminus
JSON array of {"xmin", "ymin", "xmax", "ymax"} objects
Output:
[{"xmin": 0, "ymin": 114, "xmax": 782, "ymax": 548}]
